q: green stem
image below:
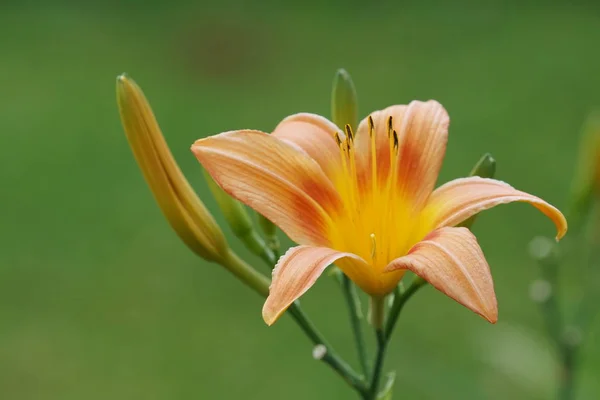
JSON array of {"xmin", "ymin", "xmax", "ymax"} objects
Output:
[
  {"xmin": 384, "ymin": 277, "xmax": 427, "ymax": 341},
  {"xmin": 368, "ymin": 328, "xmax": 387, "ymax": 398},
  {"xmin": 340, "ymin": 274, "xmax": 369, "ymax": 377},
  {"xmin": 226, "ymin": 250, "xmax": 367, "ymax": 396},
  {"xmin": 239, "ymin": 230, "xmax": 277, "ymax": 267},
  {"xmin": 558, "ymin": 345, "xmax": 578, "ymax": 400},
  {"xmin": 220, "ymin": 249, "xmax": 271, "ymax": 297},
  {"xmin": 534, "ymin": 243, "xmax": 580, "ymax": 400},
  {"xmin": 288, "ymin": 304, "xmax": 369, "ymax": 397},
  {"xmin": 365, "ymin": 296, "xmax": 387, "ymax": 398}
]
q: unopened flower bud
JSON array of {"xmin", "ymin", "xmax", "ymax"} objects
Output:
[
  {"xmin": 256, "ymin": 212, "xmax": 277, "ymax": 240},
  {"xmin": 203, "ymin": 170, "xmax": 275, "ymax": 264},
  {"xmin": 203, "ymin": 169, "xmax": 254, "ymax": 238},
  {"xmin": 459, "ymin": 153, "xmax": 497, "ymax": 229},
  {"xmin": 469, "ymin": 153, "xmax": 497, "ymax": 179},
  {"xmin": 331, "ymin": 68, "xmax": 358, "ymax": 130},
  {"xmin": 116, "ymin": 74, "xmax": 228, "ymax": 262}
]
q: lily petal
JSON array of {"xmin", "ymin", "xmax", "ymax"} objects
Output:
[
  {"xmin": 386, "ymin": 227, "xmax": 497, "ymax": 323},
  {"xmin": 425, "ymin": 177, "xmax": 567, "ymax": 240},
  {"xmin": 192, "ymin": 130, "xmax": 343, "ymax": 247},
  {"xmin": 263, "ymin": 246, "xmax": 366, "ymax": 325},
  {"xmin": 395, "ymin": 100, "xmax": 449, "ymax": 208},
  {"xmin": 356, "ymin": 105, "xmax": 407, "ymax": 183},
  {"xmin": 272, "ymin": 113, "xmax": 343, "ymax": 181},
  {"xmin": 355, "ymin": 101, "xmax": 449, "ymax": 209}
]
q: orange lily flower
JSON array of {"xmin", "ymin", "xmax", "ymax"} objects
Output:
[{"xmin": 192, "ymin": 100, "xmax": 567, "ymax": 325}]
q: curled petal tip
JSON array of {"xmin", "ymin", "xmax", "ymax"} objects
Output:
[{"xmin": 386, "ymin": 227, "xmax": 498, "ymax": 325}]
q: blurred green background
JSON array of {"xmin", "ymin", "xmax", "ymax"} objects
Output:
[{"xmin": 2, "ymin": 0, "xmax": 600, "ymax": 398}]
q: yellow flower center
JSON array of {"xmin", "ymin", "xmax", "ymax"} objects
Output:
[{"xmin": 328, "ymin": 117, "xmax": 432, "ymax": 294}]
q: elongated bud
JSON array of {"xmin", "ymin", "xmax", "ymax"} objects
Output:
[
  {"xmin": 203, "ymin": 169, "xmax": 253, "ymax": 238},
  {"xmin": 256, "ymin": 212, "xmax": 280, "ymax": 258},
  {"xmin": 256, "ymin": 213, "xmax": 276, "ymax": 238},
  {"xmin": 571, "ymin": 111, "xmax": 600, "ymax": 221},
  {"xmin": 331, "ymin": 68, "xmax": 358, "ymax": 130},
  {"xmin": 459, "ymin": 153, "xmax": 497, "ymax": 229},
  {"xmin": 469, "ymin": 153, "xmax": 496, "ymax": 178},
  {"xmin": 116, "ymin": 74, "xmax": 228, "ymax": 262},
  {"xmin": 203, "ymin": 169, "xmax": 275, "ymax": 264}
]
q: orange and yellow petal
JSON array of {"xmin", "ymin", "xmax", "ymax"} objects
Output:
[
  {"xmin": 394, "ymin": 100, "xmax": 449, "ymax": 209},
  {"xmin": 272, "ymin": 113, "xmax": 343, "ymax": 181},
  {"xmin": 262, "ymin": 246, "xmax": 367, "ymax": 325},
  {"xmin": 192, "ymin": 130, "xmax": 343, "ymax": 247},
  {"xmin": 386, "ymin": 227, "xmax": 497, "ymax": 323},
  {"xmin": 355, "ymin": 101, "xmax": 449, "ymax": 211},
  {"xmin": 425, "ymin": 177, "xmax": 567, "ymax": 240},
  {"xmin": 355, "ymin": 105, "xmax": 407, "ymax": 184}
]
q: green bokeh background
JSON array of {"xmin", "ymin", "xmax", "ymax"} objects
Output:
[{"xmin": 1, "ymin": 1, "xmax": 599, "ymax": 398}]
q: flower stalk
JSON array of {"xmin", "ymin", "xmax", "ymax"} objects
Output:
[{"xmin": 338, "ymin": 272, "xmax": 369, "ymax": 377}]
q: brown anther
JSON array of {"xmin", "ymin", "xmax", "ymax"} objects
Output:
[
  {"xmin": 345, "ymin": 124, "xmax": 354, "ymax": 141},
  {"xmin": 392, "ymin": 130, "xmax": 399, "ymax": 150},
  {"xmin": 368, "ymin": 116, "xmax": 375, "ymax": 136},
  {"xmin": 334, "ymin": 131, "xmax": 342, "ymax": 147},
  {"xmin": 387, "ymin": 116, "xmax": 393, "ymax": 137}
]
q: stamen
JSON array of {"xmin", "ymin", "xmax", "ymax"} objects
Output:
[
  {"xmin": 370, "ymin": 233, "xmax": 377, "ymax": 260},
  {"xmin": 386, "ymin": 129, "xmax": 400, "ymax": 262},
  {"xmin": 334, "ymin": 131, "xmax": 343, "ymax": 147},
  {"xmin": 368, "ymin": 116, "xmax": 377, "ymax": 195},
  {"xmin": 367, "ymin": 116, "xmax": 375, "ymax": 137},
  {"xmin": 344, "ymin": 124, "xmax": 355, "ymax": 142},
  {"xmin": 346, "ymin": 136, "xmax": 360, "ymax": 218},
  {"xmin": 387, "ymin": 116, "xmax": 393, "ymax": 138}
]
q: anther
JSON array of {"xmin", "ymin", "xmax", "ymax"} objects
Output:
[
  {"xmin": 344, "ymin": 124, "xmax": 354, "ymax": 141},
  {"xmin": 367, "ymin": 116, "xmax": 374, "ymax": 136},
  {"xmin": 387, "ymin": 116, "xmax": 393, "ymax": 137},
  {"xmin": 334, "ymin": 131, "xmax": 342, "ymax": 147},
  {"xmin": 392, "ymin": 130, "xmax": 399, "ymax": 150}
]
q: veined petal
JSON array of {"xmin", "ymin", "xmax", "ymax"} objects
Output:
[
  {"xmin": 386, "ymin": 227, "xmax": 497, "ymax": 323},
  {"xmin": 425, "ymin": 177, "xmax": 567, "ymax": 240},
  {"xmin": 395, "ymin": 100, "xmax": 449, "ymax": 209},
  {"xmin": 272, "ymin": 113, "xmax": 343, "ymax": 181},
  {"xmin": 192, "ymin": 130, "xmax": 343, "ymax": 247},
  {"xmin": 263, "ymin": 246, "xmax": 366, "ymax": 325},
  {"xmin": 356, "ymin": 105, "xmax": 407, "ymax": 182}
]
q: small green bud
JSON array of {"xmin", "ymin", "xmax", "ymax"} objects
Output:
[
  {"xmin": 331, "ymin": 68, "xmax": 358, "ymax": 130},
  {"xmin": 256, "ymin": 212, "xmax": 280, "ymax": 259},
  {"xmin": 459, "ymin": 153, "xmax": 497, "ymax": 229},
  {"xmin": 203, "ymin": 170, "xmax": 276, "ymax": 265},
  {"xmin": 203, "ymin": 169, "xmax": 254, "ymax": 238},
  {"xmin": 256, "ymin": 212, "xmax": 276, "ymax": 239},
  {"xmin": 469, "ymin": 153, "xmax": 497, "ymax": 179}
]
